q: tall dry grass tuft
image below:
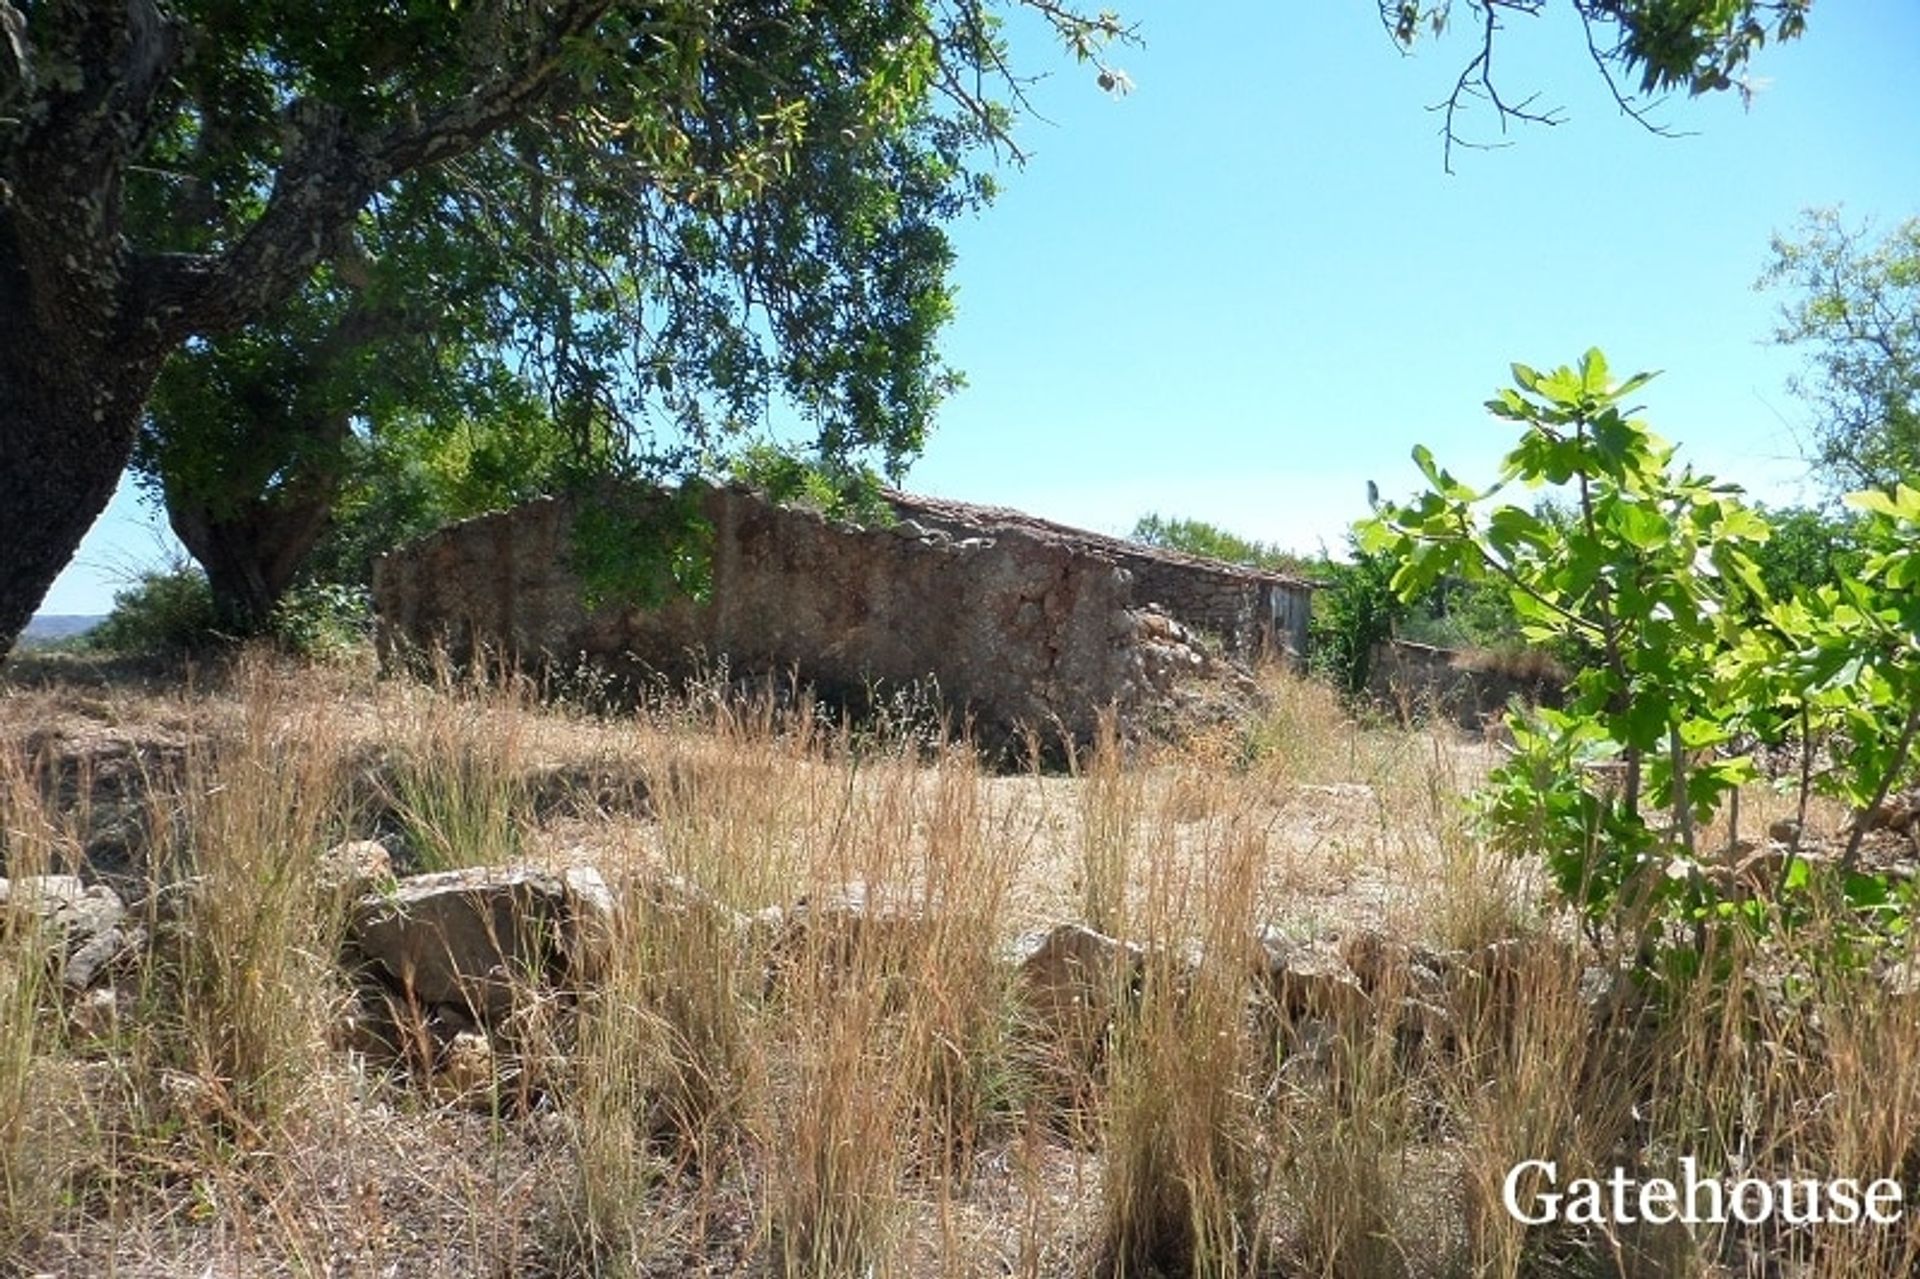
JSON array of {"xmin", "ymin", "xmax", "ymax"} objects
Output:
[
  {"xmin": 0, "ymin": 750, "xmax": 86, "ymax": 1256},
  {"xmin": 1265, "ymin": 1013, "xmax": 1422, "ymax": 1278},
  {"xmin": 1612, "ymin": 920, "xmax": 1920, "ymax": 1279},
  {"xmin": 768, "ymin": 985, "xmax": 909, "ymax": 1277},
  {"xmin": 895, "ymin": 756, "xmax": 1026, "ymax": 1183},
  {"xmin": 151, "ymin": 657, "xmax": 353, "ymax": 1139},
  {"xmin": 1445, "ymin": 936, "xmax": 1640, "ymax": 1278},
  {"xmin": 1795, "ymin": 950, "xmax": 1920, "ymax": 1279},
  {"xmin": 1077, "ymin": 711, "xmax": 1138, "ymax": 939},
  {"xmin": 1094, "ymin": 767, "xmax": 1264, "ymax": 1277},
  {"xmin": 568, "ymin": 908, "xmax": 704, "ymax": 1271},
  {"xmin": 383, "ymin": 657, "xmax": 535, "ymax": 871},
  {"xmin": 1236, "ymin": 669, "xmax": 1374, "ymax": 786},
  {"xmin": 567, "ymin": 845, "xmax": 763, "ymax": 1269},
  {"xmin": 765, "ymin": 773, "xmax": 912, "ymax": 1274}
]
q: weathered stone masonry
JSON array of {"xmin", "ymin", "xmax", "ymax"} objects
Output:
[
  {"xmin": 887, "ymin": 492, "xmax": 1315, "ymax": 663},
  {"xmin": 373, "ymin": 484, "xmax": 1315, "ymax": 747}
]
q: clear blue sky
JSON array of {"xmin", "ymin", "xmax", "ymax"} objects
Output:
[{"xmin": 38, "ymin": 0, "xmax": 1920, "ymax": 614}]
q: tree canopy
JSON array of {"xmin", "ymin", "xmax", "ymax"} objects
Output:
[
  {"xmin": 1127, "ymin": 514, "xmax": 1307, "ymax": 574},
  {"xmin": 128, "ymin": 0, "xmax": 1007, "ymax": 627},
  {"xmin": 1762, "ymin": 209, "xmax": 1920, "ymax": 495},
  {"xmin": 1, "ymin": 0, "xmax": 1133, "ymax": 650}
]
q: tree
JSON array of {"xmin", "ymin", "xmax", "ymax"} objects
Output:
[
  {"xmin": 0, "ymin": 0, "xmax": 1810, "ymax": 654},
  {"xmin": 139, "ymin": 6, "xmax": 1021, "ymax": 631},
  {"xmin": 0, "ymin": 0, "xmax": 1138, "ymax": 655},
  {"xmin": 138, "ymin": 135, "xmax": 619, "ymax": 630},
  {"xmin": 1362, "ymin": 350, "xmax": 1776, "ymax": 952},
  {"xmin": 132, "ymin": 220, "xmax": 520, "ymax": 629},
  {"xmin": 1761, "ymin": 210, "xmax": 1920, "ymax": 494},
  {"xmin": 1383, "ymin": 0, "xmax": 1810, "ymax": 168},
  {"xmin": 1127, "ymin": 513, "xmax": 1305, "ymax": 573},
  {"xmin": 1748, "ymin": 503, "xmax": 1866, "ymax": 601}
]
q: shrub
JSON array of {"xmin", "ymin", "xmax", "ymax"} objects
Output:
[
  {"xmin": 1363, "ymin": 350, "xmax": 1920, "ymax": 973},
  {"xmin": 268, "ymin": 581, "xmax": 372, "ymax": 659},
  {"xmin": 1306, "ymin": 544, "xmax": 1403, "ymax": 697},
  {"xmin": 86, "ymin": 566, "xmax": 221, "ymax": 655}
]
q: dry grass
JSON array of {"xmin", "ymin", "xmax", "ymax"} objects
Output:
[{"xmin": 2, "ymin": 648, "xmax": 1918, "ymax": 1277}]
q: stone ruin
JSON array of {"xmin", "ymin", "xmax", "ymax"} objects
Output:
[
  {"xmin": 1364, "ymin": 638, "xmax": 1569, "ymax": 730},
  {"xmin": 372, "ymin": 483, "xmax": 1316, "ymax": 750}
]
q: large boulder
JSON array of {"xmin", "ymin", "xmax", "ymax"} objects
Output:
[
  {"xmin": 1006, "ymin": 923, "xmax": 1144, "ymax": 1077},
  {"xmin": 346, "ymin": 865, "xmax": 614, "ymax": 1021}
]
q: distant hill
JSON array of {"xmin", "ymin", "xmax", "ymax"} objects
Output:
[{"xmin": 17, "ymin": 614, "xmax": 105, "ymax": 647}]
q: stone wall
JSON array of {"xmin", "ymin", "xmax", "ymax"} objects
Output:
[
  {"xmin": 1364, "ymin": 639, "xmax": 1567, "ymax": 728},
  {"xmin": 886, "ymin": 493, "xmax": 1317, "ymax": 662},
  {"xmin": 373, "ymin": 484, "xmax": 1271, "ymax": 749}
]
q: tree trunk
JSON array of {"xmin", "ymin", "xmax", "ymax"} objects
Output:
[
  {"xmin": 165, "ymin": 458, "xmax": 344, "ymax": 634},
  {"xmin": 0, "ymin": 219, "xmax": 162, "ymax": 657}
]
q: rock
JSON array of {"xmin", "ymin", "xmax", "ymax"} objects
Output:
[
  {"xmin": 1337, "ymin": 927, "xmax": 1411, "ymax": 995},
  {"xmin": 1884, "ymin": 960, "xmax": 1920, "ymax": 1000},
  {"xmin": 627, "ymin": 868, "xmax": 742, "ymax": 930},
  {"xmin": 0, "ymin": 875, "xmax": 118, "ymax": 931},
  {"xmin": 1579, "ymin": 964, "xmax": 1629, "ymax": 1012},
  {"xmin": 68, "ymin": 986, "xmax": 121, "ymax": 1043},
  {"xmin": 1767, "ymin": 817, "xmax": 1803, "ymax": 847},
  {"xmin": 773, "ymin": 880, "xmax": 932, "ymax": 973},
  {"xmin": 144, "ymin": 875, "xmax": 209, "ymax": 929},
  {"xmin": 1732, "ymin": 843, "xmax": 1823, "ymax": 895},
  {"xmin": 1255, "ymin": 927, "xmax": 1368, "ymax": 1021},
  {"xmin": 1457, "ymin": 935, "xmax": 1571, "ymax": 1003},
  {"xmin": 1391, "ymin": 996, "xmax": 1453, "ymax": 1052},
  {"xmin": 317, "ymin": 839, "xmax": 394, "ymax": 898},
  {"xmin": 1406, "ymin": 944, "xmax": 1456, "ymax": 999},
  {"xmin": 746, "ymin": 903, "xmax": 787, "ymax": 949},
  {"xmin": 1857, "ymin": 793, "xmax": 1917, "ymax": 837},
  {"xmin": 328, "ymin": 1000, "xmax": 390, "ymax": 1060},
  {"xmin": 159, "ymin": 1069, "xmax": 223, "ymax": 1125},
  {"xmin": 1277, "ymin": 1015, "xmax": 1340, "ymax": 1082},
  {"xmin": 1299, "ymin": 782, "xmax": 1378, "ymax": 804},
  {"xmin": 560, "ymin": 865, "xmax": 618, "ymax": 983},
  {"xmin": 0, "ymin": 875, "xmax": 135, "ymax": 990},
  {"xmin": 61, "ymin": 922, "xmax": 142, "ymax": 991},
  {"xmin": 347, "ymin": 864, "xmax": 615, "ymax": 1021},
  {"xmin": 432, "ymin": 1030, "xmax": 496, "ymax": 1103},
  {"xmin": 1006, "ymin": 923, "xmax": 1144, "ymax": 1071}
]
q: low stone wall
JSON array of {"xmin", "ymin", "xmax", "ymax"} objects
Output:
[
  {"xmin": 1365, "ymin": 639, "xmax": 1567, "ymax": 729},
  {"xmin": 373, "ymin": 484, "xmax": 1246, "ymax": 749}
]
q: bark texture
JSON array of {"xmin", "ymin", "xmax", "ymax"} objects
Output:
[
  {"xmin": 165, "ymin": 464, "xmax": 343, "ymax": 632},
  {"xmin": 0, "ymin": 215, "xmax": 164, "ymax": 651}
]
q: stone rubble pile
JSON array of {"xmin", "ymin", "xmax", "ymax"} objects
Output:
[
  {"xmin": 307, "ymin": 845, "xmax": 1650, "ymax": 1101},
  {"xmin": 9, "ymin": 836, "xmax": 1681, "ymax": 1105}
]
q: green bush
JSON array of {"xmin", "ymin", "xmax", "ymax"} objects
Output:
[
  {"xmin": 1306, "ymin": 544, "xmax": 1403, "ymax": 696},
  {"xmin": 269, "ymin": 582, "xmax": 372, "ymax": 659},
  {"xmin": 86, "ymin": 567, "xmax": 221, "ymax": 655},
  {"xmin": 1363, "ymin": 349, "xmax": 1920, "ymax": 973},
  {"xmin": 729, "ymin": 443, "xmax": 895, "ymax": 525}
]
